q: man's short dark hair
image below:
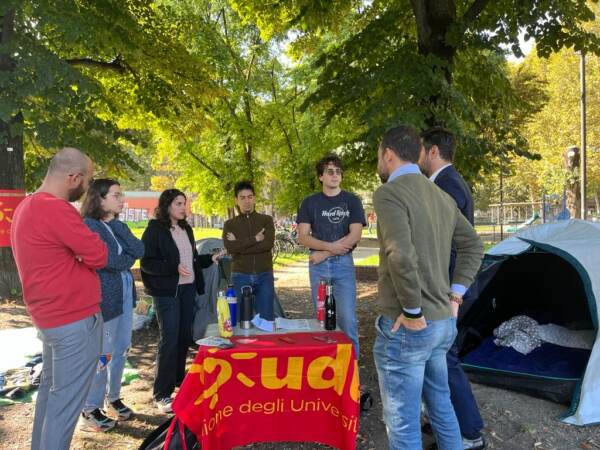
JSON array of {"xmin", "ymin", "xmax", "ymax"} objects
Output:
[
  {"xmin": 234, "ymin": 180, "xmax": 255, "ymax": 197},
  {"xmin": 379, "ymin": 125, "xmax": 422, "ymax": 163},
  {"xmin": 316, "ymin": 154, "xmax": 343, "ymax": 178},
  {"xmin": 421, "ymin": 127, "xmax": 456, "ymax": 162}
]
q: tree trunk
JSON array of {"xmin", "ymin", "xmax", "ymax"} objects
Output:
[
  {"xmin": 410, "ymin": 0, "xmax": 456, "ymax": 82},
  {"xmin": 0, "ymin": 9, "xmax": 24, "ymax": 299},
  {"xmin": 0, "ymin": 116, "xmax": 24, "ymax": 299},
  {"xmin": 410, "ymin": 0, "xmax": 457, "ymax": 126},
  {"xmin": 409, "ymin": 0, "xmax": 493, "ymax": 126}
]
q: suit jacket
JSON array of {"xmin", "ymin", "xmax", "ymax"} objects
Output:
[
  {"xmin": 434, "ymin": 165, "xmax": 474, "ymax": 279},
  {"xmin": 434, "ymin": 165, "xmax": 474, "ymax": 225}
]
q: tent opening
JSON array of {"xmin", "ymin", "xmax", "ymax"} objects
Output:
[{"xmin": 458, "ymin": 250, "xmax": 596, "ymax": 404}]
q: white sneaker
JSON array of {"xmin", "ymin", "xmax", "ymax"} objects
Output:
[{"xmin": 155, "ymin": 397, "xmax": 173, "ymax": 414}]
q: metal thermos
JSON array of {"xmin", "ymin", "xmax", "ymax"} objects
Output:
[{"xmin": 240, "ymin": 285, "xmax": 254, "ymax": 329}]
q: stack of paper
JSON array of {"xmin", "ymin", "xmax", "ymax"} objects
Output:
[{"xmin": 275, "ymin": 318, "xmax": 311, "ymax": 331}]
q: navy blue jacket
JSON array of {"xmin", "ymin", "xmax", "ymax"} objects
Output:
[
  {"xmin": 434, "ymin": 165, "xmax": 474, "ymax": 278},
  {"xmin": 84, "ymin": 218, "xmax": 145, "ymax": 322},
  {"xmin": 140, "ymin": 219, "xmax": 213, "ymax": 297}
]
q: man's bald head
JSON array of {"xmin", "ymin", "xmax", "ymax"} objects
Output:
[
  {"xmin": 47, "ymin": 147, "xmax": 91, "ymax": 177},
  {"xmin": 44, "ymin": 147, "xmax": 94, "ymax": 202}
]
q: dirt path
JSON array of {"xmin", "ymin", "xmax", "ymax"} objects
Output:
[{"xmin": 0, "ymin": 265, "xmax": 598, "ymax": 449}]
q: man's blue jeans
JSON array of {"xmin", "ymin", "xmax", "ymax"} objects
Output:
[
  {"xmin": 232, "ymin": 271, "xmax": 275, "ymax": 321},
  {"xmin": 309, "ymin": 253, "xmax": 359, "ymax": 358},
  {"xmin": 373, "ymin": 315, "xmax": 462, "ymax": 450}
]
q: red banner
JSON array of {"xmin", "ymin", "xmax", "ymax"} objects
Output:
[
  {"xmin": 173, "ymin": 332, "xmax": 360, "ymax": 450},
  {"xmin": 0, "ymin": 190, "xmax": 25, "ymax": 248}
]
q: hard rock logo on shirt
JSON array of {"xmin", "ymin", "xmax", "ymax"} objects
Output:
[{"xmin": 321, "ymin": 207, "xmax": 350, "ymax": 224}]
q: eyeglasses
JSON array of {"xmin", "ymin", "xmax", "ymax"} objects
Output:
[{"xmin": 325, "ymin": 168, "xmax": 342, "ymax": 176}]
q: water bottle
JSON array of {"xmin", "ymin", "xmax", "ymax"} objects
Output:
[
  {"xmin": 226, "ymin": 284, "xmax": 237, "ymax": 327},
  {"xmin": 240, "ymin": 285, "xmax": 254, "ymax": 329},
  {"xmin": 217, "ymin": 290, "xmax": 233, "ymax": 337},
  {"xmin": 325, "ymin": 283, "xmax": 336, "ymax": 331}
]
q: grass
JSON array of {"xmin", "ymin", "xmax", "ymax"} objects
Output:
[
  {"xmin": 355, "ymin": 254, "xmax": 379, "ymax": 266},
  {"xmin": 130, "ymin": 226, "xmax": 222, "ymax": 240},
  {"xmin": 126, "ymin": 226, "xmax": 496, "ymax": 270},
  {"xmin": 130, "ymin": 227, "xmax": 223, "ymax": 268},
  {"xmin": 484, "ymin": 242, "xmax": 496, "ymax": 252},
  {"xmin": 273, "ymin": 253, "xmax": 308, "ymax": 270},
  {"xmin": 354, "ymin": 243, "xmax": 497, "ymax": 267}
]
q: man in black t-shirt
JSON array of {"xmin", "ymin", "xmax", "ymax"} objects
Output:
[{"xmin": 297, "ymin": 155, "xmax": 365, "ymax": 358}]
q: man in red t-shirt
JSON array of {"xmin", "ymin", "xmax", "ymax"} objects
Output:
[{"xmin": 11, "ymin": 147, "xmax": 108, "ymax": 450}]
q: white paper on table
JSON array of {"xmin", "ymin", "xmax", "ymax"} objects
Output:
[
  {"xmin": 275, "ymin": 317, "xmax": 311, "ymax": 331},
  {"xmin": 251, "ymin": 314, "xmax": 275, "ymax": 332}
]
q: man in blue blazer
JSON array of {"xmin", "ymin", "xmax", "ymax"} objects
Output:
[{"xmin": 419, "ymin": 127, "xmax": 485, "ymax": 450}]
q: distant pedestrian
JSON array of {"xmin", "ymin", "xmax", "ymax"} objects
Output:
[{"xmin": 367, "ymin": 211, "xmax": 376, "ymax": 235}]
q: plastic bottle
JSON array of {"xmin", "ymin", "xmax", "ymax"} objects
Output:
[
  {"xmin": 217, "ymin": 291, "xmax": 233, "ymax": 337},
  {"xmin": 225, "ymin": 284, "xmax": 237, "ymax": 327}
]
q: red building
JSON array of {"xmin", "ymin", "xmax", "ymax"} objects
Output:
[{"xmin": 118, "ymin": 191, "xmax": 193, "ymax": 222}]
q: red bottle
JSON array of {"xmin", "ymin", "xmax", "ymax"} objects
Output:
[{"xmin": 317, "ymin": 280, "xmax": 326, "ymax": 325}]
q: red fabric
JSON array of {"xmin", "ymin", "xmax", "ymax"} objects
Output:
[
  {"xmin": 0, "ymin": 190, "xmax": 25, "ymax": 247},
  {"xmin": 163, "ymin": 418, "xmax": 177, "ymax": 450},
  {"xmin": 11, "ymin": 192, "xmax": 108, "ymax": 328},
  {"xmin": 173, "ymin": 332, "xmax": 360, "ymax": 450}
]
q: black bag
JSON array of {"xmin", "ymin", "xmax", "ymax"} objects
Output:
[{"xmin": 139, "ymin": 417, "xmax": 200, "ymax": 450}]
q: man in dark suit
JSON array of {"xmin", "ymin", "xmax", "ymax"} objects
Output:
[{"xmin": 419, "ymin": 127, "xmax": 485, "ymax": 450}]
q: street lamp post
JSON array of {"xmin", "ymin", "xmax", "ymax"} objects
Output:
[{"xmin": 580, "ymin": 52, "xmax": 587, "ymax": 220}]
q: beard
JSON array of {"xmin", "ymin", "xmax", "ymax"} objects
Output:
[
  {"xmin": 378, "ymin": 170, "xmax": 389, "ymax": 184},
  {"xmin": 67, "ymin": 183, "xmax": 86, "ymax": 202}
]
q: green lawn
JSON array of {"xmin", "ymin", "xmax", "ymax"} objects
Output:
[
  {"xmin": 127, "ymin": 227, "xmax": 494, "ymax": 270},
  {"xmin": 355, "ymin": 254, "xmax": 379, "ymax": 266},
  {"xmin": 130, "ymin": 226, "xmax": 222, "ymax": 240},
  {"xmin": 273, "ymin": 253, "xmax": 308, "ymax": 270},
  {"xmin": 130, "ymin": 227, "xmax": 222, "ymax": 268},
  {"xmin": 355, "ymin": 243, "xmax": 496, "ymax": 267}
]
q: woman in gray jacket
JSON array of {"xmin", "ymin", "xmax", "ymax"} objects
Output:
[{"xmin": 79, "ymin": 179, "xmax": 145, "ymax": 432}]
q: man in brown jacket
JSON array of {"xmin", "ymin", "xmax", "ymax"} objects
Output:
[
  {"xmin": 372, "ymin": 125, "xmax": 483, "ymax": 450},
  {"xmin": 223, "ymin": 181, "xmax": 275, "ymax": 320}
]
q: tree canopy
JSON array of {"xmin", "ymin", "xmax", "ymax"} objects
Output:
[
  {"xmin": 2, "ymin": 0, "xmax": 600, "ymax": 214},
  {"xmin": 232, "ymin": 0, "xmax": 599, "ymax": 182}
]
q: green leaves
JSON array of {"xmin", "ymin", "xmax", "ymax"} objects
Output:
[
  {"xmin": 232, "ymin": 0, "xmax": 599, "ymax": 185},
  {"xmin": 5, "ymin": 0, "xmax": 218, "ymax": 188}
]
